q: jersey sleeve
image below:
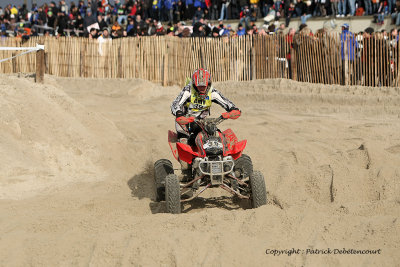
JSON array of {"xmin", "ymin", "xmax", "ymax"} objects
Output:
[
  {"xmin": 171, "ymin": 85, "xmax": 191, "ymax": 116},
  {"xmin": 211, "ymin": 88, "xmax": 238, "ymax": 111}
]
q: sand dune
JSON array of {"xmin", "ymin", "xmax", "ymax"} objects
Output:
[{"xmin": 0, "ymin": 75, "xmax": 399, "ymax": 266}]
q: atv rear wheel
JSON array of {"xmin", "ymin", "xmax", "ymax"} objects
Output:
[
  {"xmin": 234, "ymin": 154, "xmax": 253, "ymax": 179},
  {"xmin": 154, "ymin": 159, "xmax": 174, "ymax": 202},
  {"xmin": 249, "ymin": 170, "xmax": 267, "ymax": 208},
  {"xmin": 165, "ymin": 174, "xmax": 181, "ymax": 214}
]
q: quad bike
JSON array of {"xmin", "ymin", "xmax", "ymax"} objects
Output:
[{"xmin": 154, "ymin": 110, "xmax": 267, "ymax": 214}]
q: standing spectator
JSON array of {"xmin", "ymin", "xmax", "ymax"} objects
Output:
[
  {"xmin": 57, "ymin": 10, "xmax": 68, "ymax": 36},
  {"xmin": 285, "ymin": 2, "xmax": 294, "ymax": 26},
  {"xmin": 78, "ymin": 1, "xmax": 87, "ymax": 17},
  {"xmin": 59, "ymin": 0, "xmax": 69, "ymax": 15},
  {"xmin": 117, "ymin": 4, "xmax": 127, "ymax": 25},
  {"xmin": 19, "ymin": 4, "xmax": 28, "ymax": 20},
  {"xmin": 392, "ymin": 4, "xmax": 400, "ymax": 25},
  {"xmin": 261, "ymin": 0, "xmax": 272, "ymax": 16},
  {"xmin": 375, "ymin": 1, "xmax": 385, "ymax": 25},
  {"xmin": 152, "ymin": 0, "xmax": 161, "ymax": 20},
  {"xmin": 88, "ymin": 27, "xmax": 98, "ymax": 39},
  {"xmin": 237, "ymin": 22, "xmax": 246, "ymax": 35},
  {"xmin": 98, "ymin": 13, "xmax": 108, "ymax": 30},
  {"xmin": 147, "ymin": 19, "xmax": 157, "ymax": 35},
  {"xmin": 250, "ymin": 0, "xmax": 260, "ymax": 17},
  {"xmin": 301, "ymin": 1, "xmax": 312, "ymax": 24},
  {"xmin": 372, "ymin": 0, "xmax": 379, "ymax": 14},
  {"xmin": 314, "ymin": 0, "xmax": 327, "ymax": 16},
  {"xmin": 47, "ymin": 11, "xmax": 56, "ymax": 28},
  {"xmin": 331, "ymin": 0, "xmax": 339, "ymax": 16},
  {"xmin": 98, "ymin": 27, "xmax": 111, "ymax": 56},
  {"xmin": 239, "ymin": 5, "xmax": 251, "ymax": 27},
  {"xmin": 193, "ymin": 6, "xmax": 204, "ymax": 23},
  {"xmin": 210, "ymin": 0, "xmax": 219, "ymax": 20},
  {"xmin": 274, "ymin": 0, "xmax": 281, "ymax": 17},
  {"xmin": 295, "ymin": 0, "xmax": 305, "ymax": 17},
  {"xmin": 364, "ymin": 0, "xmax": 372, "ymax": 15},
  {"xmin": 192, "ymin": 21, "xmax": 206, "ymax": 36},
  {"xmin": 83, "ymin": 9, "xmax": 97, "ymax": 33},
  {"xmin": 286, "ymin": 27, "xmax": 295, "ymax": 78},
  {"xmin": 37, "ymin": 7, "xmax": 47, "ymax": 33},
  {"xmin": 340, "ymin": 23, "xmax": 357, "ymax": 84},
  {"xmin": 219, "ymin": 0, "xmax": 229, "ymax": 20},
  {"xmin": 49, "ymin": 2, "xmax": 59, "ymax": 16},
  {"xmin": 75, "ymin": 13, "xmax": 84, "ymax": 36},
  {"xmin": 164, "ymin": 0, "xmax": 175, "ymax": 22},
  {"xmin": 239, "ymin": 0, "xmax": 248, "ymax": 10},
  {"xmin": 348, "ymin": 0, "xmax": 356, "ymax": 16},
  {"xmin": 135, "ymin": 14, "xmax": 146, "ymax": 31},
  {"xmin": 11, "ymin": 5, "xmax": 18, "ymax": 18},
  {"xmin": 186, "ymin": 0, "xmax": 195, "ymax": 19},
  {"xmin": 338, "ymin": 0, "xmax": 346, "ymax": 17},
  {"xmin": 230, "ymin": 0, "xmax": 240, "ymax": 18},
  {"xmin": 212, "ymin": 26, "xmax": 220, "ymax": 37},
  {"xmin": 175, "ymin": 0, "xmax": 185, "ymax": 21},
  {"xmin": 388, "ymin": 0, "xmax": 395, "ymax": 14}
]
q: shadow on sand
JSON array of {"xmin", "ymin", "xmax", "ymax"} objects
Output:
[{"xmin": 127, "ymin": 161, "xmax": 251, "ymax": 214}]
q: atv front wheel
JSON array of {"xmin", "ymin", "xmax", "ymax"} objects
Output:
[
  {"xmin": 154, "ymin": 159, "xmax": 174, "ymax": 202},
  {"xmin": 249, "ymin": 171, "xmax": 267, "ymax": 208},
  {"xmin": 234, "ymin": 154, "xmax": 253, "ymax": 179},
  {"xmin": 165, "ymin": 174, "xmax": 181, "ymax": 214}
]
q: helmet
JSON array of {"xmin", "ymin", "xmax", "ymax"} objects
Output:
[{"xmin": 192, "ymin": 68, "xmax": 211, "ymax": 96}]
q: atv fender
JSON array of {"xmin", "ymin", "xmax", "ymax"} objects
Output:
[
  {"xmin": 168, "ymin": 130, "xmax": 179, "ymax": 161},
  {"xmin": 176, "ymin": 142, "xmax": 201, "ymax": 164},
  {"xmin": 223, "ymin": 128, "xmax": 238, "ymax": 152},
  {"xmin": 230, "ymin": 140, "xmax": 247, "ymax": 160}
]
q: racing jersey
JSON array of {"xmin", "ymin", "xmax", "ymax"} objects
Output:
[{"xmin": 171, "ymin": 83, "xmax": 237, "ymax": 119}]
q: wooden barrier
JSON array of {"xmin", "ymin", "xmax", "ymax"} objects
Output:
[
  {"xmin": 0, "ymin": 34, "xmax": 399, "ymax": 87},
  {"xmin": 35, "ymin": 41, "xmax": 45, "ymax": 83}
]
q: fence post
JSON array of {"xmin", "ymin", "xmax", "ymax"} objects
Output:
[
  {"xmin": 117, "ymin": 45, "xmax": 122, "ymax": 78},
  {"xmin": 163, "ymin": 53, "xmax": 168, "ymax": 86},
  {"xmin": 35, "ymin": 42, "xmax": 45, "ymax": 83},
  {"xmin": 251, "ymin": 39, "xmax": 255, "ymax": 80},
  {"xmin": 12, "ymin": 52, "xmax": 17, "ymax": 73},
  {"xmin": 291, "ymin": 48, "xmax": 296, "ymax": 81},
  {"xmin": 344, "ymin": 34, "xmax": 349, "ymax": 86}
]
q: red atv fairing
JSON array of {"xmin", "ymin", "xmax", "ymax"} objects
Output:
[{"xmin": 168, "ymin": 128, "xmax": 247, "ymax": 164}]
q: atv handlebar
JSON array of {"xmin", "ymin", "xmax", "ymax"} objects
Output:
[{"xmin": 193, "ymin": 110, "xmax": 241, "ymax": 125}]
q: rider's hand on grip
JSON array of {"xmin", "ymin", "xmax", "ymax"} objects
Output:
[
  {"xmin": 176, "ymin": 116, "xmax": 195, "ymax": 125},
  {"xmin": 222, "ymin": 112, "xmax": 231, "ymax": 119},
  {"xmin": 222, "ymin": 110, "xmax": 241, "ymax": 120},
  {"xmin": 229, "ymin": 109, "xmax": 241, "ymax": 119}
]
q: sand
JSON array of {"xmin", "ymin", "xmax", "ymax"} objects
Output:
[{"xmin": 0, "ymin": 74, "xmax": 399, "ymax": 266}]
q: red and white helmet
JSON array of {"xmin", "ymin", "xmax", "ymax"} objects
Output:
[{"xmin": 192, "ymin": 68, "xmax": 212, "ymax": 96}]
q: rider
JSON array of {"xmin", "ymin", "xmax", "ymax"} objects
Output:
[{"xmin": 171, "ymin": 68, "xmax": 241, "ymax": 144}]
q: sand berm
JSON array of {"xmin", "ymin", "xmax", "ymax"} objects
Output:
[{"xmin": 0, "ymin": 74, "xmax": 399, "ymax": 266}]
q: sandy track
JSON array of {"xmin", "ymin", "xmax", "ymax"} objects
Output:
[{"xmin": 0, "ymin": 75, "xmax": 399, "ymax": 266}]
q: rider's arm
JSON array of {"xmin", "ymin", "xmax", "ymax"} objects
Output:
[
  {"xmin": 211, "ymin": 88, "xmax": 239, "ymax": 111},
  {"xmin": 171, "ymin": 85, "xmax": 191, "ymax": 117}
]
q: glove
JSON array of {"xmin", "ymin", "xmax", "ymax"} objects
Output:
[
  {"xmin": 229, "ymin": 109, "xmax": 241, "ymax": 119},
  {"xmin": 222, "ymin": 109, "xmax": 241, "ymax": 120},
  {"xmin": 176, "ymin": 116, "xmax": 195, "ymax": 125}
]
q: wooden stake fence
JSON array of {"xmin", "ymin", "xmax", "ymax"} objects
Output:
[{"xmin": 0, "ymin": 34, "xmax": 399, "ymax": 88}]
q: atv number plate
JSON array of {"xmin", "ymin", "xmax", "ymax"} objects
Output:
[{"xmin": 211, "ymin": 162, "xmax": 223, "ymax": 174}]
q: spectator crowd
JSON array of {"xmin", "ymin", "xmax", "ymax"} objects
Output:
[{"xmin": 1, "ymin": 0, "xmax": 400, "ymax": 39}]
